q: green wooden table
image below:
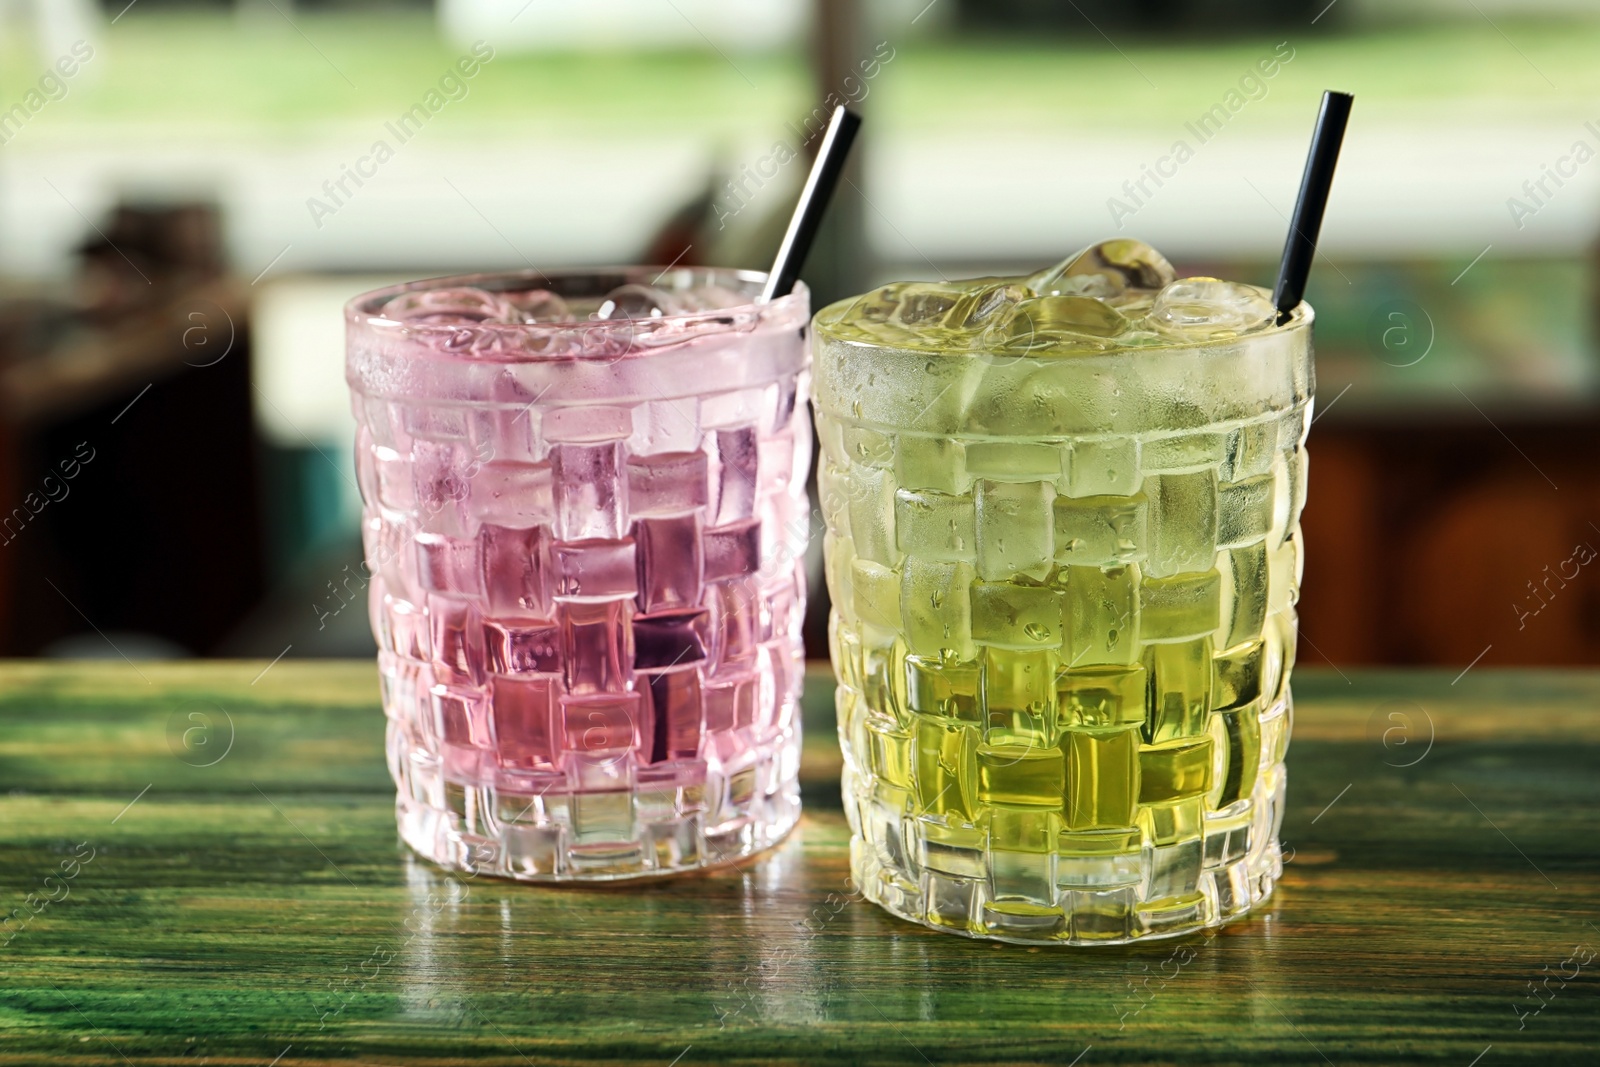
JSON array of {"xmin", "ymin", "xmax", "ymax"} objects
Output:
[{"xmin": 1, "ymin": 662, "xmax": 1597, "ymax": 1066}]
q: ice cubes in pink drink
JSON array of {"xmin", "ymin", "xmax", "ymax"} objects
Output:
[
  {"xmin": 502, "ymin": 288, "xmax": 572, "ymax": 324},
  {"xmin": 385, "ymin": 287, "xmax": 513, "ymax": 325}
]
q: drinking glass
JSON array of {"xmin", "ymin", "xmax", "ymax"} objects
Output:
[
  {"xmin": 812, "ymin": 262, "xmax": 1310, "ymax": 942},
  {"xmin": 346, "ymin": 267, "xmax": 810, "ymax": 880}
]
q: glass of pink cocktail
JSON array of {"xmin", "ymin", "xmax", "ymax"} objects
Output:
[{"xmin": 346, "ymin": 268, "xmax": 810, "ymax": 880}]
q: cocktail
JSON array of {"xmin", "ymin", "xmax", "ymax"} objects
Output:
[
  {"xmin": 343, "ymin": 105, "xmax": 860, "ymax": 884},
  {"xmin": 812, "ymin": 238, "xmax": 1312, "ymax": 942},
  {"xmin": 346, "ymin": 267, "xmax": 811, "ymax": 880}
]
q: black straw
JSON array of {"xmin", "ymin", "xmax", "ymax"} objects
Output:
[
  {"xmin": 1272, "ymin": 90, "xmax": 1353, "ymax": 322},
  {"xmin": 759, "ymin": 105, "xmax": 862, "ymax": 302}
]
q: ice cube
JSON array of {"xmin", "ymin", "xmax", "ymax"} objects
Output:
[
  {"xmin": 893, "ymin": 282, "xmax": 970, "ymax": 326},
  {"xmin": 1034, "ymin": 272, "xmax": 1124, "ymax": 301},
  {"xmin": 1001, "ymin": 296, "xmax": 1129, "ymax": 353},
  {"xmin": 945, "ymin": 282, "xmax": 1030, "ymax": 330},
  {"xmin": 1150, "ymin": 278, "xmax": 1276, "ymax": 339},
  {"xmin": 595, "ymin": 284, "xmax": 687, "ymax": 321},
  {"xmin": 384, "ymin": 287, "xmax": 513, "ymax": 325},
  {"xmin": 501, "ymin": 288, "xmax": 572, "ymax": 324},
  {"xmin": 1028, "ymin": 239, "xmax": 1177, "ymax": 301},
  {"xmin": 677, "ymin": 284, "xmax": 748, "ymax": 311},
  {"xmin": 841, "ymin": 286, "xmax": 902, "ymax": 326}
]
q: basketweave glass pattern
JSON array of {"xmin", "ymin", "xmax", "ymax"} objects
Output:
[
  {"xmin": 813, "ymin": 293, "xmax": 1312, "ymax": 944},
  {"xmin": 346, "ymin": 268, "xmax": 811, "ymax": 881}
]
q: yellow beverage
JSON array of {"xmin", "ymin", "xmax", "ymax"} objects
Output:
[{"xmin": 814, "ymin": 240, "xmax": 1310, "ymax": 943}]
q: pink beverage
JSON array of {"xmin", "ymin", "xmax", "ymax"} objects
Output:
[{"xmin": 345, "ymin": 268, "xmax": 810, "ymax": 880}]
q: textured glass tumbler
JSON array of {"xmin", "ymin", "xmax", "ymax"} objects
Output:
[
  {"xmin": 346, "ymin": 268, "xmax": 810, "ymax": 881},
  {"xmin": 813, "ymin": 301, "xmax": 1312, "ymax": 943}
]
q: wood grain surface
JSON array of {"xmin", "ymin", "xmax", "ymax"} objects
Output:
[{"xmin": 0, "ymin": 661, "xmax": 1597, "ymax": 1066}]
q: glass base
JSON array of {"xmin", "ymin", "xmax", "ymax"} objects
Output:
[
  {"xmin": 856, "ymin": 844, "xmax": 1281, "ymax": 946},
  {"xmin": 396, "ymin": 758, "xmax": 801, "ymax": 883},
  {"xmin": 846, "ymin": 759, "xmax": 1288, "ymax": 946}
]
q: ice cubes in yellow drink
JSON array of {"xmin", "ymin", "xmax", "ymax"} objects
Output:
[{"xmin": 812, "ymin": 239, "xmax": 1311, "ymax": 944}]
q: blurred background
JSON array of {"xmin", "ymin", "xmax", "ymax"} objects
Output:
[{"xmin": 2, "ymin": 0, "xmax": 1598, "ymax": 670}]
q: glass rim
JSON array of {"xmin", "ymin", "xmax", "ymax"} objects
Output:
[
  {"xmin": 346, "ymin": 265, "xmax": 807, "ymax": 333},
  {"xmin": 812, "ymin": 288, "xmax": 1312, "ymax": 358}
]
